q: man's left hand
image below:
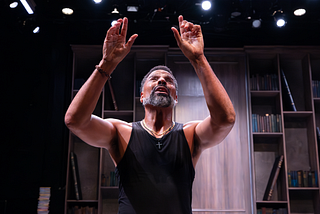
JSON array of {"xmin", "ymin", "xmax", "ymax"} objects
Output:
[{"xmin": 171, "ymin": 15, "xmax": 204, "ymax": 62}]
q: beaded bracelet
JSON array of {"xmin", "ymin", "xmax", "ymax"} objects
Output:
[{"xmin": 95, "ymin": 65, "xmax": 111, "ymax": 79}]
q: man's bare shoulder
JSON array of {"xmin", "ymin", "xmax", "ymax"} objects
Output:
[
  {"xmin": 105, "ymin": 118, "xmax": 133, "ymax": 128},
  {"xmin": 183, "ymin": 120, "xmax": 201, "ymax": 131},
  {"xmin": 105, "ymin": 118, "xmax": 133, "ymax": 143}
]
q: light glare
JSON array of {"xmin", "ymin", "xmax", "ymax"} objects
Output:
[
  {"xmin": 93, "ymin": 0, "xmax": 102, "ymax": 3},
  {"xmin": 294, "ymin": 8, "xmax": 306, "ymax": 16},
  {"xmin": 202, "ymin": 1, "xmax": 211, "ymax": 10}
]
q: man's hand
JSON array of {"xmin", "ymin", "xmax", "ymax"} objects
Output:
[
  {"xmin": 171, "ymin": 15, "xmax": 204, "ymax": 62},
  {"xmin": 100, "ymin": 17, "xmax": 138, "ymax": 72}
]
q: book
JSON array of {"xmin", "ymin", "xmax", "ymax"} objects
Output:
[
  {"xmin": 263, "ymin": 155, "xmax": 284, "ymax": 201},
  {"xmin": 280, "ymin": 69, "xmax": 297, "ymax": 111},
  {"xmin": 108, "ymin": 79, "xmax": 118, "ymax": 111},
  {"xmin": 70, "ymin": 152, "xmax": 82, "ymax": 200}
]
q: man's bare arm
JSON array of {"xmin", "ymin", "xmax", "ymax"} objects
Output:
[
  {"xmin": 172, "ymin": 16, "xmax": 236, "ymax": 152},
  {"xmin": 64, "ymin": 18, "xmax": 138, "ymax": 150}
]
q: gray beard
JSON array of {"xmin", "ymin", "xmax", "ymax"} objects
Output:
[{"xmin": 143, "ymin": 91, "xmax": 175, "ymax": 108}]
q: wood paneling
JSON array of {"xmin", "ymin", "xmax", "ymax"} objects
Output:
[{"xmin": 168, "ymin": 52, "xmax": 251, "ymax": 213}]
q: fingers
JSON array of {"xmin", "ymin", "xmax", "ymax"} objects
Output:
[
  {"xmin": 171, "ymin": 27, "xmax": 181, "ymax": 47},
  {"xmin": 121, "ymin": 17, "xmax": 128, "ymax": 39},
  {"xmin": 126, "ymin": 34, "xmax": 138, "ymax": 49},
  {"xmin": 105, "ymin": 18, "xmax": 123, "ymax": 41}
]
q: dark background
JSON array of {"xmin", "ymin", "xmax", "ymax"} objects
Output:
[{"xmin": 1, "ymin": 0, "xmax": 320, "ymax": 213}]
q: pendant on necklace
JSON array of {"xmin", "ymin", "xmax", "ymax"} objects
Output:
[{"xmin": 156, "ymin": 141, "xmax": 162, "ymax": 150}]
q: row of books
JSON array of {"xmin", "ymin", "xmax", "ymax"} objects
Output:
[
  {"xmin": 37, "ymin": 187, "xmax": 50, "ymax": 214},
  {"xmin": 250, "ymin": 74, "xmax": 279, "ymax": 91},
  {"xmin": 67, "ymin": 206, "xmax": 97, "ymax": 214},
  {"xmin": 252, "ymin": 114, "xmax": 282, "ymax": 133},
  {"xmin": 288, "ymin": 170, "xmax": 318, "ymax": 187},
  {"xmin": 101, "ymin": 171, "xmax": 118, "ymax": 187},
  {"xmin": 312, "ymin": 80, "xmax": 320, "ymax": 98},
  {"xmin": 257, "ymin": 208, "xmax": 287, "ymax": 214}
]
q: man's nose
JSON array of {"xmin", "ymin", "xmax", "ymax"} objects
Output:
[{"xmin": 158, "ymin": 78, "xmax": 167, "ymax": 86}]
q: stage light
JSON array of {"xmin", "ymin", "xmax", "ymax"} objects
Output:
[
  {"xmin": 127, "ymin": 6, "xmax": 139, "ymax": 12},
  {"xmin": 62, "ymin": 7, "xmax": 73, "ymax": 15},
  {"xmin": 252, "ymin": 19, "xmax": 261, "ymax": 28},
  {"xmin": 294, "ymin": 8, "xmax": 306, "ymax": 16},
  {"xmin": 276, "ymin": 18, "xmax": 285, "ymax": 27},
  {"xmin": 20, "ymin": 0, "xmax": 34, "ymax": 14},
  {"xmin": 93, "ymin": 0, "xmax": 102, "ymax": 3},
  {"xmin": 111, "ymin": 20, "xmax": 118, "ymax": 26},
  {"xmin": 111, "ymin": 8, "xmax": 119, "ymax": 14},
  {"xmin": 201, "ymin": 1, "xmax": 211, "ymax": 10},
  {"xmin": 33, "ymin": 26, "xmax": 40, "ymax": 33},
  {"xmin": 10, "ymin": 1, "xmax": 18, "ymax": 8},
  {"xmin": 273, "ymin": 10, "xmax": 286, "ymax": 27}
]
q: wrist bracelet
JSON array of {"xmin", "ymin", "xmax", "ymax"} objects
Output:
[{"xmin": 95, "ymin": 65, "xmax": 111, "ymax": 79}]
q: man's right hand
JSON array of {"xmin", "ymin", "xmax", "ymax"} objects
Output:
[{"xmin": 99, "ymin": 17, "xmax": 138, "ymax": 73}]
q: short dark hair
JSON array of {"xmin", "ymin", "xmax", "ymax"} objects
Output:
[{"xmin": 140, "ymin": 65, "xmax": 178, "ymax": 95}]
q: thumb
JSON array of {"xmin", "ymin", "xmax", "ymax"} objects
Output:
[
  {"xmin": 126, "ymin": 34, "xmax": 138, "ymax": 49},
  {"xmin": 171, "ymin": 27, "xmax": 182, "ymax": 47}
]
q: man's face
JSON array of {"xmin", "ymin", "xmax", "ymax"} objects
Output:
[{"xmin": 141, "ymin": 70, "xmax": 178, "ymax": 108}]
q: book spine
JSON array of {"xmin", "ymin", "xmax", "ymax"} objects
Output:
[
  {"xmin": 70, "ymin": 152, "xmax": 81, "ymax": 200},
  {"xmin": 263, "ymin": 155, "xmax": 284, "ymax": 201},
  {"xmin": 281, "ymin": 69, "xmax": 297, "ymax": 111}
]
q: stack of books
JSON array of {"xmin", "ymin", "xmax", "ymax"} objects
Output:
[{"xmin": 37, "ymin": 187, "xmax": 50, "ymax": 214}]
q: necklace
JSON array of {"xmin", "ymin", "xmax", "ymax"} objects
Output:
[{"xmin": 141, "ymin": 119, "xmax": 175, "ymax": 138}]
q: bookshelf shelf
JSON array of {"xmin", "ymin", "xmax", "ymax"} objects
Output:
[
  {"xmin": 251, "ymin": 91, "xmax": 280, "ymax": 97},
  {"xmin": 283, "ymin": 111, "xmax": 313, "ymax": 118},
  {"xmin": 313, "ymin": 98, "xmax": 320, "ymax": 104},
  {"xmin": 256, "ymin": 201, "xmax": 288, "ymax": 204},
  {"xmin": 66, "ymin": 200, "xmax": 99, "ymax": 203},
  {"xmin": 288, "ymin": 187, "xmax": 319, "ymax": 191},
  {"xmin": 253, "ymin": 133, "xmax": 283, "ymax": 137}
]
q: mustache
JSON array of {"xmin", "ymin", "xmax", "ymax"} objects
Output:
[{"xmin": 152, "ymin": 83, "xmax": 170, "ymax": 95}]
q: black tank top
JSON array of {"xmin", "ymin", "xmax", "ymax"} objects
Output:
[{"xmin": 115, "ymin": 121, "xmax": 195, "ymax": 214}]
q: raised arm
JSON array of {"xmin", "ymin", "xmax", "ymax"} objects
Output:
[
  {"xmin": 172, "ymin": 15, "xmax": 235, "ymax": 152},
  {"xmin": 65, "ymin": 18, "xmax": 138, "ymax": 150}
]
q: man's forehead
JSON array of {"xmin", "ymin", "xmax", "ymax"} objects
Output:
[{"xmin": 148, "ymin": 70, "xmax": 173, "ymax": 78}]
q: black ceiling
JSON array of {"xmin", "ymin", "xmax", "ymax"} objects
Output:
[{"xmin": 2, "ymin": 0, "xmax": 320, "ymax": 47}]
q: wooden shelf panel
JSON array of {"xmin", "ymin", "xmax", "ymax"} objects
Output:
[
  {"xmin": 251, "ymin": 90, "xmax": 280, "ymax": 97},
  {"xmin": 101, "ymin": 186, "xmax": 119, "ymax": 199}
]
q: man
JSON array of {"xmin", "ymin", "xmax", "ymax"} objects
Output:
[{"xmin": 65, "ymin": 15, "xmax": 235, "ymax": 214}]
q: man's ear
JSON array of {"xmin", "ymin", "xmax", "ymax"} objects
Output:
[
  {"xmin": 175, "ymin": 95, "xmax": 178, "ymax": 104},
  {"xmin": 140, "ymin": 92, "xmax": 144, "ymax": 103}
]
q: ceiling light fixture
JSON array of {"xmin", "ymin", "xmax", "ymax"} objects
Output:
[
  {"xmin": 273, "ymin": 10, "xmax": 286, "ymax": 27},
  {"xmin": 252, "ymin": 19, "xmax": 261, "ymax": 28},
  {"xmin": 10, "ymin": 1, "xmax": 18, "ymax": 8},
  {"xmin": 62, "ymin": 7, "xmax": 74, "ymax": 15},
  {"xmin": 294, "ymin": 8, "xmax": 306, "ymax": 16},
  {"xmin": 93, "ymin": 0, "xmax": 102, "ymax": 3},
  {"xmin": 201, "ymin": 1, "xmax": 211, "ymax": 10},
  {"xmin": 20, "ymin": 0, "xmax": 35, "ymax": 14},
  {"xmin": 111, "ymin": 8, "xmax": 119, "ymax": 14},
  {"xmin": 33, "ymin": 26, "xmax": 40, "ymax": 33},
  {"xmin": 127, "ymin": 6, "xmax": 139, "ymax": 12}
]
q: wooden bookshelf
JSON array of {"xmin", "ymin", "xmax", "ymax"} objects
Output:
[{"xmin": 247, "ymin": 47, "xmax": 320, "ymax": 214}]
